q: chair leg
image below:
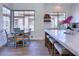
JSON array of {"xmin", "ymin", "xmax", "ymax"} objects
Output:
[
  {"xmin": 28, "ymin": 37, "xmax": 31, "ymax": 44},
  {"xmin": 23, "ymin": 39, "xmax": 25, "ymax": 47},
  {"xmin": 7, "ymin": 41, "xmax": 8, "ymax": 46},
  {"xmin": 53, "ymin": 46, "xmax": 59, "ymax": 56},
  {"xmin": 14, "ymin": 41, "xmax": 16, "ymax": 48},
  {"xmin": 14, "ymin": 38, "xmax": 16, "ymax": 48}
]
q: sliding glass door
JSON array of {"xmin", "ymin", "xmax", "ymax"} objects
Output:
[
  {"xmin": 50, "ymin": 12, "xmax": 66, "ymax": 29},
  {"xmin": 14, "ymin": 18, "xmax": 24, "ymax": 30},
  {"xmin": 13, "ymin": 10, "xmax": 35, "ymax": 33},
  {"xmin": 24, "ymin": 11, "xmax": 34, "ymax": 32},
  {"xmin": 3, "ymin": 6, "xmax": 10, "ymax": 34},
  {"xmin": 24, "ymin": 16, "xmax": 29, "ymax": 33}
]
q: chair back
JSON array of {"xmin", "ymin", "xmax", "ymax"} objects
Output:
[
  {"xmin": 5, "ymin": 30, "xmax": 8, "ymax": 39},
  {"xmin": 20, "ymin": 30, "xmax": 24, "ymax": 34},
  {"xmin": 5, "ymin": 30, "xmax": 9, "ymax": 44},
  {"xmin": 14, "ymin": 28, "xmax": 20, "ymax": 34}
]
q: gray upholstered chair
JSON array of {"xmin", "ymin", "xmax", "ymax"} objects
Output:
[
  {"xmin": 24, "ymin": 28, "xmax": 31, "ymax": 45},
  {"xmin": 14, "ymin": 29, "xmax": 25, "ymax": 47},
  {"xmin": 5, "ymin": 30, "xmax": 15, "ymax": 47},
  {"xmin": 14, "ymin": 28, "xmax": 20, "ymax": 34}
]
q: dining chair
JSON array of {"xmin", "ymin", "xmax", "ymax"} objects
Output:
[
  {"xmin": 46, "ymin": 35, "xmax": 56, "ymax": 55},
  {"xmin": 5, "ymin": 30, "xmax": 15, "ymax": 47},
  {"xmin": 24, "ymin": 28, "xmax": 31, "ymax": 45},
  {"xmin": 14, "ymin": 29, "xmax": 25, "ymax": 47}
]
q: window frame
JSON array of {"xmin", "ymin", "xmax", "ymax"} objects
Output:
[
  {"xmin": 50, "ymin": 12, "xmax": 66, "ymax": 29},
  {"xmin": 13, "ymin": 10, "xmax": 35, "ymax": 32},
  {"xmin": 3, "ymin": 5, "xmax": 11, "ymax": 33}
]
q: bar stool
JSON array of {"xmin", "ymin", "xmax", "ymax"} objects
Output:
[
  {"xmin": 46, "ymin": 35, "xmax": 50, "ymax": 39},
  {"xmin": 46, "ymin": 35, "xmax": 56, "ymax": 55},
  {"xmin": 54, "ymin": 43, "xmax": 73, "ymax": 56},
  {"xmin": 48, "ymin": 37, "xmax": 55, "ymax": 55},
  {"xmin": 46, "ymin": 35, "xmax": 52, "ymax": 49}
]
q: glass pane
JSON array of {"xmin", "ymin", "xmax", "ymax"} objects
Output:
[
  {"xmin": 14, "ymin": 11, "xmax": 35, "ymax": 33},
  {"xmin": 29, "ymin": 11, "xmax": 34, "ymax": 15},
  {"xmin": 58, "ymin": 13, "xmax": 66, "ymax": 29},
  {"xmin": 59, "ymin": 16, "xmax": 65, "ymax": 21},
  {"xmin": 3, "ymin": 7, "xmax": 10, "ymax": 34},
  {"xmin": 51, "ymin": 16, "xmax": 57, "ymax": 28},
  {"xmin": 59, "ymin": 13, "xmax": 65, "ymax": 16},
  {"xmin": 3, "ymin": 16, "xmax": 10, "ymax": 33},
  {"xmin": 24, "ymin": 16, "xmax": 29, "ymax": 33},
  {"xmin": 14, "ymin": 11, "xmax": 24, "ymax": 16},
  {"xmin": 50, "ymin": 12, "xmax": 66, "ymax": 29},
  {"xmin": 6, "ymin": 9, "xmax": 10, "ymax": 15},
  {"xmin": 3, "ymin": 16, "xmax": 6, "ymax": 29},
  {"xmin": 54, "ymin": 16, "xmax": 58, "ymax": 28},
  {"xmin": 29, "ymin": 16, "xmax": 34, "ymax": 19},
  {"xmin": 14, "ymin": 19, "xmax": 18, "ymax": 28},
  {"xmin": 25, "ymin": 11, "xmax": 34, "ymax": 16},
  {"xmin": 14, "ymin": 18, "xmax": 24, "ymax": 30},
  {"xmin": 3, "ymin": 7, "xmax": 7, "ymax": 14},
  {"xmin": 18, "ymin": 11, "xmax": 24, "ymax": 16},
  {"xmin": 14, "ymin": 11, "xmax": 19, "ymax": 16},
  {"xmin": 29, "ymin": 19, "xmax": 34, "ymax": 31},
  {"xmin": 25, "ymin": 11, "xmax": 30, "ymax": 14},
  {"xmin": 3, "ymin": 7, "xmax": 10, "ymax": 15},
  {"xmin": 18, "ymin": 18, "xmax": 24, "ymax": 30}
]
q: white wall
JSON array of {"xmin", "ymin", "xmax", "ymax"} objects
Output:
[
  {"xmin": 44, "ymin": 3, "xmax": 72, "ymax": 17},
  {"xmin": 3, "ymin": 3, "xmax": 13, "ymax": 10},
  {"xmin": 11, "ymin": 3, "xmax": 44, "ymax": 40},
  {"xmin": 71, "ymin": 3, "xmax": 79, "ymax": 23}
]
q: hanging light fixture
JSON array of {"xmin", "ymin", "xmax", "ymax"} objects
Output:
[
  {"xmin": 44, "ymin": 14, "xmax": 51, "ymax": 22},
  {"xmin": 44, "ymin": 14, "xmax": 51, "ymax": 19}
]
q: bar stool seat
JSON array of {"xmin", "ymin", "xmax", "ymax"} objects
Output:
[
  {"xmin": 49, "ymin": 38, "xmax": 54, "ymax": 44},
  {"xmin": 47, "ymin": 35, "xmax": 54, "ymax": 43},
  {"xmin": 54, "ymin": 43, "xmax": 71, "ymax": 55},
  {"xmin": 46, "ymin": 35, "xmax": 50, "ymax": 39}
]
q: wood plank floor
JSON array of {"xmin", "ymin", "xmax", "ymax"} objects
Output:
[{"xmin": 0, "ymin": 40, "xmax": 50, "ymax": 56}]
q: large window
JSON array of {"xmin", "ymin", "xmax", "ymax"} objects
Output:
[
  {"xmin": 3, "ymin": 6, "xmax": 10, "ymax": 33},
  {"xmin": 50, "ymin": 12, "xmax": 66, "ymax": 29},
  {"xmin": 13, "ymin": 10, "xmax": 35, "ymax": 33}
]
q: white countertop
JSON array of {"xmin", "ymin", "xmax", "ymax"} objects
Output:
[{"xmin": 45, "ymin": 29, "xmax": 79, "ymax": 56}]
